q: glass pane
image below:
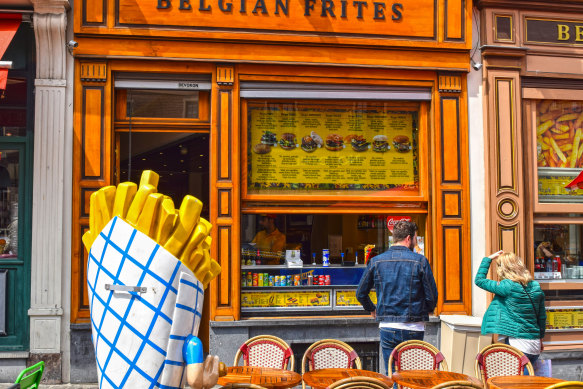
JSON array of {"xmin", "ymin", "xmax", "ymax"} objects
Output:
[
  {"xmin": 241, "ymin": 213, "xmax": 427, "ymax": 265},
  {"xmin": 127, "ymin": 90, "xmax": 200, "ymax": 119},
  {"xmin": 0, "ymin": 78, "xmax": 27, "ymax": 137},
  {"xmin": 246, "ymin": 100, "xmax": 420, "ymax": 195},
  {"xmin": 117, "ymin": 132, "xmax": 210, "ymax": 218},
  {"xmin": 535, "ymin": 99, "xmax": 583, "ymax": 202},
  {"xmin": 0, "ymin": 150, "xmax": 19, "ymax": 258},
  {"xmin": 534, "ymin": 222, "xmax": 583, "ymax": 280}
]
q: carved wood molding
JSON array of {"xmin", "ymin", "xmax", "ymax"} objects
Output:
[
  {"xmin": 80, "ymin": 62, "xmax": 107, "ymax": 83},
  {"xmin": 438, "ymin": 72, "xmax": 462, "ymax": 93},
  {"xmin": 217, "ymin": 65, "xmax": 234, "ymax": 86}
]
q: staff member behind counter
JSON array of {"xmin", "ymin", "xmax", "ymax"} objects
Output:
[{"xmin": 252, "ymin": 214, "xmax": 286, "ymax": 260}]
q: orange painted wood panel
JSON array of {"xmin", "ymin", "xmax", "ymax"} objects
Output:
[
  {"xmin": 443, "ymin": 191, "xmax": 460, "ymax": 217},
  {"xmin": 443, "ymin": 226, "xmax": 462, "ymax": 302},
  {"xmin": 82, "ymin": 225, "xmax": 90, "ymax": 308},
  {"xmin": 82, "ymin": 189, "xmax": 94, "ymax": 217},
  {"xmin": 83, "ymin": 0, "xmax": 105, "ymax": 24},
  {"xmin": 218, "ymin": 226, "xmax": 231, "ymax": 306},
  {"xmin": 83, "ymin": 87, "xmax": 104, "ymax": 178},
  {"xmin": 219, "ymin": 90, "xmax": 231, "ymax": 180},
  {"xmin": 445, "ymin": 0, "xmax": 463, "ymax": 40},
  {"xmin": 117, "ymin": 0, "xmax": 435, "ymax": 39},
  {"xmin": 499, "ymin": 224, "xmax": 517, "ymax": 253},
  {"xmin": 441, "ymin": 97, "xmax": 460, "ymax": 183},
  {"xmin": 220, "ymin": 190, "xmax": 230, "ymax": 216},
  {"xmin": 495, "ymin": 78, "xmax": 516, "ymax": 191}
]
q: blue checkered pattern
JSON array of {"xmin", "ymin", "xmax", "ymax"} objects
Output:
[{"xmin": 87, "ymin": 217, "xmax": 204, "ymax": 389}]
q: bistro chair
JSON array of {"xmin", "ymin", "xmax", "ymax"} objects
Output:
[
  {"xmin": 388, "ymin": 340, "xmax": 449, "ymax": 386},
  {"xmin": 234, "ymin": 335, "xmax": 295, "ymax": 370},
  {"xmin": 302, "ymin": 339, "xmax": 362, "ymax": 389},
  {"xmin": 326, "ymin": 376, "xmax": 391, "ymax": 389},
  {"xmin": 430, "ymin": 381, "xmax": 483, "ymax": 389},
  {"xmin": 545, "ymin": 382, "xmax": 583, "ymax": 389},
  {"xmin": 11, "ymin": 361, "xmax": 44, "ymax": 389},
  {"xmin": 474, "ymin": 343, "xmax": 534, "ymax": 386}
]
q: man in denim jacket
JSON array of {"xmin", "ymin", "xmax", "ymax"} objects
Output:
[{"xmin": 356, "ymin": 220, "xmax": 438, "ymax": 375}]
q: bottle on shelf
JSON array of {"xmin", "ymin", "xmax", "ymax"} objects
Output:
[
  {"xmin": 552, "ymin": 256, "xmax": 558, "ymax": 272},
  {"xmin": 546, "ymin": 257, "xmax": 553, "ymax": 272},
  {"xmin": 555, "ymin": 255, "xmax": 562, "ymax": 272},
  {"xmin": 355, "ymin": 251, "xmax": 359, "ymax": 265},
  {"xmin": 341, "ymin": 252, "xmax": 345, "ymax": 266},
  {"xmin": 312, "ymin": 252, "xmax": 317, "ymax": 265}
]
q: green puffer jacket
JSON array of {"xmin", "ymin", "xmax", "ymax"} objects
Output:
[{"xmin": 475, "ymin": 257, "xmax": 546, "ymax": 339}]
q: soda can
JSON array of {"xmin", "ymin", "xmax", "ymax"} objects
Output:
[
  {"xmin": 322, "ymin": 249, "xmax": 330, "ymax": 267},
  {"xmin": 325, "ymin": 275, "xmax": 331, "ymax": 285},
  {"xmin": 241, "ymin": 272, "xmax": 247, "ymax": 287},
  {"xmin": 280, "ymin": 275, "xmax": 286, "ymax": 287},
  {"xmin": 264, "ymin": 273, "xmax": 269, "ymax": 287},
  {"xmin": 307, "ymin": 274, "xmax": 313, "ymax": 285},
  {"xmin": 247, "ymin": 272, "xmax": 252, "ymax": 286},
  {"xmin": 294, "ymin": 274, "xmax": 300, "ymax": 286},
  {"xmin": 258, "ymin": 273, "xmax": 264, "ymax": 287},
  {"xmin": 269, "ymin": 275, "xmax": 274, "ymax": 287},
  {"xmin": 319, "ymin": 275, "xmax": 325, "ymax": 285},
  {"xmin": 286, "ymin": 275, "xmax": 292, "ymax": 286},
  {"xmin": 252, "ymin": 273, "xmax": 258, "ymax": 287}
]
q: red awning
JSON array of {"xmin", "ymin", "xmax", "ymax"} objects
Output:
[
  {"xmin": 565, "ymin": 170, "xmax": 583, "ymax": 190},
  {"xmin": 0, "ymin": 14, "xmax": 21, "ymax": 90}
]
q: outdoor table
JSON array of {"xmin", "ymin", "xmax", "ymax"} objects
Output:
[
  {"xmin": 487, "ymin": 375, "xmax": 565, "ymax": 389},
  {"xmin": 391, "ymin": 370, "xmax": 483, "ymax": 389},
  {"xmin": 217, "ymin": 366, "xmax": 302, "ymax": 389},
  {"xmin": 302, "ymin": 368, "xmax": 394, "ymax": 389}
]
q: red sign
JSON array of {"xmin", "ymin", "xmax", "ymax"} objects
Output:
[{"xmin": 386, "ymin": 216, "xmax": 412, "ymax": 233}]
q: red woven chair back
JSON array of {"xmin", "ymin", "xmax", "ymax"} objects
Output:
[
  {"xmin": 236, "ymin": 336, "xmax": 294, "ymax": 370},
  {"xmin": 388, "ymin": 340, "xmax": 448, "ymax": 379},
  {"xmin": 475, "ymin": 344, "xmax": 532, "ymax": 385},
  {"xmin": 309, "ymin": 344, "xmax": 359, "ymax": 370}
]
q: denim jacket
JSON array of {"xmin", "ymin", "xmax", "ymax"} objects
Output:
[{"xmin": 356, "ymin": 246, "xmax": 438, "ymax": 322}]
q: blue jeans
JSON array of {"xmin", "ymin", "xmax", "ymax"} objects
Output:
[{"xmin": 380, "ymin": 327, "xmax": 424, "ymax": 376}]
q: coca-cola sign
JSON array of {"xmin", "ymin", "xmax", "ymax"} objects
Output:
[{"xmin": 386, "ymin": 216, "xmax": 412, "ymax": 233}]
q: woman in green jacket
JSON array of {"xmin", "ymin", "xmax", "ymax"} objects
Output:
[{"xmin": 475, "ymin": 251, "xmax": 546, "ymax": 365}]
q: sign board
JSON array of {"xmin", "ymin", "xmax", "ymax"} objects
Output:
[
  {"xmin": 386, "ymin": 216, "xmax": 412, "ymax": 232},
  {"xmin": 526, "ymin": 18, "xmax": 583, "ymax": 45}
]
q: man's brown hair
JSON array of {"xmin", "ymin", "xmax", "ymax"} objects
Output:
[{"xmin": 392, "ymin": 220, "xmax": 418, "ymax": 243}]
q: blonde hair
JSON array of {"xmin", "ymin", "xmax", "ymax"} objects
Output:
[{"xmin": 496, "ymin": 252, "xmax": 533, "ymax": 286}]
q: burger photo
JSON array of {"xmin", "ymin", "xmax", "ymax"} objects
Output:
[
  {"xmin": 350, "ymin": 134, "xmax": 370, "ymax": 152},
  {"xmin": 279, "ymin": 133, "xmax": 297, "ymax": 150},
  {"xmin": 393, "ymin": 135, "xmax": 411, "ymax": 152},
  {"xmin": 301, "ymin": 136, "xmax": 318, "ymax": 152},
  {"xmin": 310, "ymin": 131, "xmax": 324, "ymax": 146},
  {"xmin": 325, "ymin": 134, "xmax": 344, "ymax": 151},
  {"xmin": 260, "ymin": 130, "xmax": 277, "ymax": 145},
  {"xmin": 372, "ymin": 135, "xmax": 389, "ymax": 152},
  {"xmin": 253, "ymin": 143, "xmax": 272, "ymax": 154}
]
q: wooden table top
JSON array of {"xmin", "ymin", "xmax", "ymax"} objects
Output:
[
  {"xmin": 217, "ymin": 366, "xmax": 302, "ymax": 389},
  {"xmin": 487, "ymin": 375, "xmax": 566, "ymax": 389},
  {"xmin": 302, "ymin": 368, "xmax": 394, "ymax": 389},
  {"xmin": 391, "ymin": 370, "xmax": 483, "ymax": 389}
]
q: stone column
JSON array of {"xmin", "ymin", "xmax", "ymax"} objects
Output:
[{"xmin": 29, "ymin": 1, "xmax": 69, "ymax": 382}]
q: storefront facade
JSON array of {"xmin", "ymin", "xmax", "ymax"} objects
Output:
[
  {"xmin": 70, "ymin": 0, "xmax": 473, "ymax": 380},
  {"xmin": 477, "ymin": 0, "xmax": 583, "ymax": 379}
]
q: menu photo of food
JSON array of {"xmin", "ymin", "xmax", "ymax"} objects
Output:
[
  {"xmin": 301, "ymin": 135, "xmax": 319, "ymax": 152},
  {"xmin": 253, "ymin": 143, "xmax": 272, "ymax": 154},
  {"xmin": 279, "ymin": 133, "xmax": 298, "ymax": 150},
  {"xmin": 261, "ymin": 130, "xmax": 277, "ymax": 146},
  {"xmin": 325, "ymin": 134, "xmax": 344, "ymax": 151},
  {"xmin": 372, "ymin": 135, "xmax": 389, "ymax": 152},
  {"xmin": 393, "ymin": 135, "xmax": 411, "ymax": 153},
  {"xmin": 346, "ymin": 134, "xmax": 370, "ymax": 152}
]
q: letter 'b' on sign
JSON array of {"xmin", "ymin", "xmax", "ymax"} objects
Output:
[{"xmin": 386, "ymin": 216, "xmax": 412, "ymax": 233}]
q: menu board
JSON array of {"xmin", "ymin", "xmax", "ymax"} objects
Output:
[
  {"xmin": 247, "ymin": 102, "xmax": 419, "ymax": 192},
  {"xmin": 546, "ymin": 307, "xmax": 583, "ymax": 330},
  {"xmin": 536, "ymin": 100, "xmax": 583, "ymax": 201},
  {"xmin": 241, "ymin": 290, "xmax": 331, "ymax": 308},
  {"xmin": 335, "ymin": 290, "xmax": 377, "ymax": 307}
]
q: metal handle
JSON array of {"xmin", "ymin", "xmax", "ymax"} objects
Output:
[{"xmin": 105, "ymin": 284, "xmax": 147, "ymax": 293}]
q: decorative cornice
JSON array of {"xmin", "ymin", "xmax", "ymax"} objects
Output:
[
  {"xmin": 32, "ymin": 0, "xmax": 70, "ymax": 14},
  {"xmin": 33, "ymin": 12, "xmax": 66, "ymax": 79}
]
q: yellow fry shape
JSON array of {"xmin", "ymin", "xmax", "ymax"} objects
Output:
[
  {"xmin": 136, "ymin": 193, "xmax": 164, "ymax": 237},
  {"xmin": 126, "ymin": 184, "xmax": 156, "ymax": 226},
  {"xmin": 163, "ymin": 195, "xmax": 203, "ymax": 258},
  {"xmin": 575, "ymin": 112, "xmax": 583, "ymax": 128},
  {"xmin": 554, "ymin": 133, "xmax": 571, "ymax": 140},
  {"xmin": 557, "ymin": 113, "xmax": 579, "ymax": 122},
  {"xmin": 551, "ymin": 125, "xmax": 569, "ymax": 134},
  {"xmin": 578, "ymin": 142, "xmax": 583, "ymax": 160},
  {"xmin": 96, "ymin": 186, "xmax": 116, "ymax": 223},
  {"xmin": 112, "ymin": 182, "xmax": 138, "ymax": 219},
  {"xmin": 185, "ymin": 247, "xmax": 205, "ymax": 272},
  {"xmin": 193, "ymin": 249, "xmax": 212, "ymax": 285},
  {"xmin": 559, "ymin": 144, "xmax": 573, "ymax": 152},
  {"xmin": 155, "ymin": 197, "xmax": 177, "ymax": 246},
  {"xmin": 547, "ymin": 131, "xmax": 568, "ymax": 163},
  {"xmin": 540, "ymin": 143, "xmax": 550, "ymax": 151},
  {"xmin": 571, "ymin": 129, "xmax": 582, "ymax": 168},
  {"xmin": 179, "ymin": 222, "xmax": 210, "ymax": 265},
  {"xmin": 202, "ymin": 260, "xmax": 221, "ymax": 288},
  {"xmin": 537, "ymin": 120, "xmax": 554, "ymax": 136},
  {"xmin": 139, "ymin": 170, "xmax": 159, "ymax": 189},
  {"xmin": 88, "ymin": 192, "xmax": 104, "ymax": 247}
]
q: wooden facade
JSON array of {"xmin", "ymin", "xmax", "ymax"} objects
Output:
[{"xmin": 71, "ymin": 0, "xmax": 474, "ymax": 324}]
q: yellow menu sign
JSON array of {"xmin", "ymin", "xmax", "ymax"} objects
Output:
[
  {"xmin": 247, "ymin": 102, "xmax": 419, "ymax": 192},
  {"xmin": 546, "ymin": 308, "xmax": 583, "ymax": 330},
  {"xmin": 335, "ymin": 290, "xmax": 377, "ymax": 307},
  {"xmin": 241, "ymin": 290, "xmax": 331, "ymax": 308}
]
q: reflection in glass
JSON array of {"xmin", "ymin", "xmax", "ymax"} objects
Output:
[
  {"xmin": 0, "ymin": 78, "xmax": 27, "ymax": 137},
  {"xmin": 117, "ymin": 132, "xmax": 209, "ymax": 219},
  {"xmin": 0, "ymin": 150, "xmax": 19, "ymax": 258},
  {"xmin": 534, "ymin": 223, "xmax": 583, "ymax": 279},
  {"xmin": 536, "ymin": 99, "xmax": 583, "ymax": 202},
  {"xmin": 127, "ymin": 90, "xmax": 200, "ymax": 119}
]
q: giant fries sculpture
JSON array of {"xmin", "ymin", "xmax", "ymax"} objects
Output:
[{"xmin": 84, "ymin": 171, "xmax": 221, "ymax": 389}]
